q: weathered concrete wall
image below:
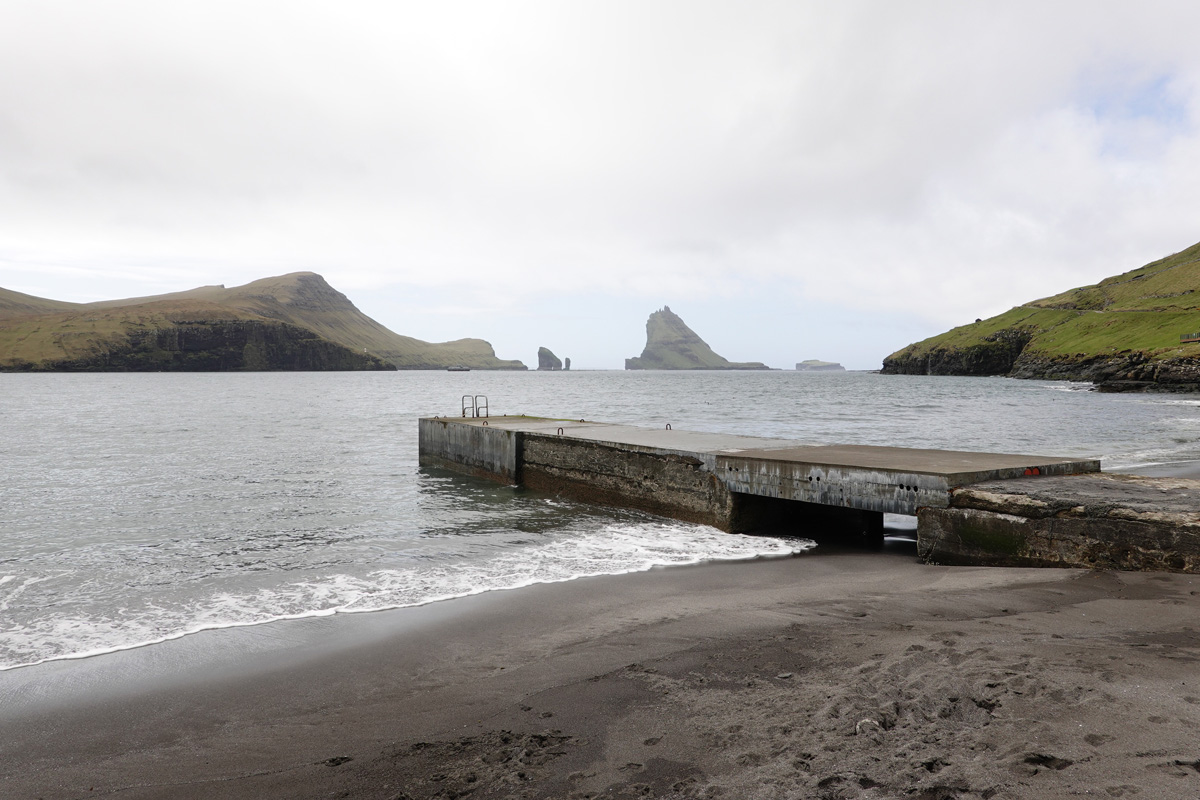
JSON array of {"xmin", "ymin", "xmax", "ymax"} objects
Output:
[
  {"xmin": 418, "ymin": 418, "xmax": 522, "ymax": 484},
  {"xmin": 520, "ymin": 434, "xmax": 739, "ymax": 529},
  {"xmin": 918, "ymin": 474, "xmax": 1200, "ymax": 572},
  {"xmin": 416, "ymin": 417, "xmax": 1135, "ymax": 557},
  {"xmin": 719, "ymin": 457, "xmax": 948, "ymax": 515}
]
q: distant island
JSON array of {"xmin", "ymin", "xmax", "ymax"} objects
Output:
[
  {"xmin": 796, "ymin": 360, "xmax": 845, "ymax": 372},
  {"xmin": 0, "ymin": 272, "xmax": 527, "ymax": 372},
  {"xmin": 625, "ymin": 306, "xmax": 769, "ymax": 370},
  {"xmin": 881, "ymin": 240, "xmax": 1200, "ymax": 392}
]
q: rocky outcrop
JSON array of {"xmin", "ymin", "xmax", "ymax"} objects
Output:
[
  {"xmin": 881, "ymin": 329, "xmax": 1033, "ymax": 376},
  {"xmin": 564, "ymin": 357, "xmax": 571, "ymax": 371},
  {"xmin": 796, "ymin": 360, "xmax": 846, "ymax": 372},
  {"xmin": 1020, "ymin": 353, "xmax": 1200, "ymax": 392},
  {"xmin": 625, "ymin": 306, "xmax": 769, "ymax": 370},
  {"xmin": 537, "ymin": 347, "xmax": 563, "ymax": 371},
  {"xmin": 885, "ymin": 335, "xmax": 1200, "ymax": 391}
]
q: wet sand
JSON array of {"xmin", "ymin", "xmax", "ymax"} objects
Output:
[{"xmin": 4, "ymin": 538, "xmax": 1200, "ymax": 800}]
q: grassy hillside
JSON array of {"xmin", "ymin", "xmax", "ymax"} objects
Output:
[
  {"xmin": 625, "ymin": 306, "xmax": 769, "ymax": 370},
  {"xmin": 0, "ymin": 273, "xmax": 526, "ymax": 371},
  {"xmin": 0, "ymin": 287, "xmax": 81, "ymax": 318},
  {"xmin": 882, "ymin": 241, "xmax": 1200, "ymax": 387}
]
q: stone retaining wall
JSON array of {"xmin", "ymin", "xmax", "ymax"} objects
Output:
[{"xmin": 918, "ymin": 474, "xmax": 1200, "ymax": 572}]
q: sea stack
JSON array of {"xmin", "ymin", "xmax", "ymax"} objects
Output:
[
  {"xmin": 625, "ymin": 306, "xmax": 769, "ymax": 370},
  {"xmin": 537, "ymin": 347, "xmax": 563, "ymax": 371}
]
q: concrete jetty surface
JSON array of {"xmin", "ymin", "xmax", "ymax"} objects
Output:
[
  {"xmin": 418, "ymin": 417, "xmax": 1096, "ymax": 518},
  {"xmin": 420, "ymin": 416, "xmax": 1200, "ymax": 572},
  {"xmin": 416, "ymin": 416, "xmax": 1200, "ymax": 573}
]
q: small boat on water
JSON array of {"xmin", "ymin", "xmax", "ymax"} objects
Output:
[{"xmin": 447, "ymin": 366, "xmax": 470, "ymax": 372}]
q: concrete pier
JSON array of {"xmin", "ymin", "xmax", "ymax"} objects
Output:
[
  {"xmin": 919, "ymin": 473, "xmax": 1200, "ymax": 572},
  {"xmin": 419, "ymin": 416, "xmax": 1105, "ymax": 548}
]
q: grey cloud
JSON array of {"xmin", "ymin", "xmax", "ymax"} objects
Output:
[{"xmin": 3, "ymin": 1, "xmax": 1200, "ymax": 365}]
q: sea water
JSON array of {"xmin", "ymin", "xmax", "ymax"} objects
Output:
[{"xmin": 3, "ymin": 370, "xmax": 1199, "ymax": 671}]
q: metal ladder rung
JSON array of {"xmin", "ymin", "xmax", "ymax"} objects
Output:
[{"xmin": 462, "ymin": 395, "xmax": 489, "ymax": 418}]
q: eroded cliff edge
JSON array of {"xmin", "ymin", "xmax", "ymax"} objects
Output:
[
  {"xmin": 881, "ymin": 241, "xmax": 1200, "ymax": 391},
  {"xmin": 0, "ymin": 273, "xmax": 526, "ymax": 371}
]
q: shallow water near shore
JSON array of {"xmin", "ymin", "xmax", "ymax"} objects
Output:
[{"xmin": 3, "ymin": 370, "xmax": 1199, "ymax": 670}]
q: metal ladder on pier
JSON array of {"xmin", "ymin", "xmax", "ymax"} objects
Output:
[{"xmin": 462, "ymin": 395, "xmax": 489, "ymax": 418}]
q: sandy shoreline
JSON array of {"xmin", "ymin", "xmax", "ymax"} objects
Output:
[{"xmin": 4, "ymin": 536, "xmax": 1200, "ymax": 800}]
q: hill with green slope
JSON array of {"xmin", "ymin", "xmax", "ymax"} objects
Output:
[
  {"xmin": 881, "ymin": 241, "xmax": 1200, "ymax": 390},
  {"xmin": 0, "ymin": 287, "xmax": 81, "ymax": 317},
  {"xmin": 0, "ymin": 273, "xmax": 526, "ymax": 372},
  {"xmin": 625, "ymin": 306, "xmax": 769, "ymax": 370}
]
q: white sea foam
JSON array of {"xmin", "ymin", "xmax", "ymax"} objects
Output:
[
  {"xmin": 0, "ymin": 524, "xmax": 815, "ymax": 671},
  {"xmin": 6, "ymin": 370, "xmax": 1188, "ymax": 674},
  {"xmin": 0, "ymin": 574, "xmax": 57, "ymax": 613}
]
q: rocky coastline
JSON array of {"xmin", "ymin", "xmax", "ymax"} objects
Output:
[
  {"xmin": 882, "ymin": 341, "xmax": 1200, "ymax": 392},
  {"xmin": 0, "ymin": 272, "xmax": 527, "ymax": 371},
  {"xmin": 1, "ymin": 319, "xmax": 396, "ymax": 372},
  {"xmin": 881, "ymin": 240, "xmax": 1200, "ymax": 392}
]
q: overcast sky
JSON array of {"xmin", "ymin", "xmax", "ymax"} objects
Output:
[{"xmin": 4, "ymin": 1, "xmax": 1200, "ymax": 369}]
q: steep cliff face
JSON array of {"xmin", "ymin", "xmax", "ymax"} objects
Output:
[
  {"xmin": 2, "ymin": 318, "xmax": 392, "ymax": 372},
  {"xmin": 882, "ymin": 329, "xmax": 1034, "ymax": 376},
  {"xmin": 625, "ymin": 306, "xmax": 769, "ymax": 370},
  {"xmin": 0, "ymin": 273, "xmax": 526, "ymax": 371},
  {"xmin": 882, "ymin": 241, "xmax": 1200, "ymax": 390},
  {"xmin": 537, "ymin": 347, "xmax": 563, "ymax": 370}
]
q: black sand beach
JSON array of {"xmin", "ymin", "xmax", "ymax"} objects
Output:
[{"xmin": 5, "ymin": 539, "xmax": 1200, "ymax": 800}]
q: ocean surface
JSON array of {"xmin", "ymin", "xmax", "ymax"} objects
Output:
[{"xmin": 3, "ymin": 370, "xmax": 1199, "ymax": 671}]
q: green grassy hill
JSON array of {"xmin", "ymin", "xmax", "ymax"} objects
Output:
[
  {"xmin": 0, "ymin": 273, "xmax": 526, "ymax": 371},
  {"xmin": 881, "ymin": 241, "xmax": 1200, "ymax": 390},
  {"xmin": 625, "ymin": 306, "xmax": 769, "ymax": 370}
]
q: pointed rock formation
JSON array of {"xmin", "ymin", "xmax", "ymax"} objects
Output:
[
  {"xmin": 537, "ymin": 347, "xmax": 563, "ymax": 370},
  {"xmin": 625, "ymin": 306, "xmax": 769, "ymax": 370}
]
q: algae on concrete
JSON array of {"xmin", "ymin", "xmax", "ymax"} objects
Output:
[{"xmin": 625, "ymin": 306, "xmax": 769, "ymax": 370}]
